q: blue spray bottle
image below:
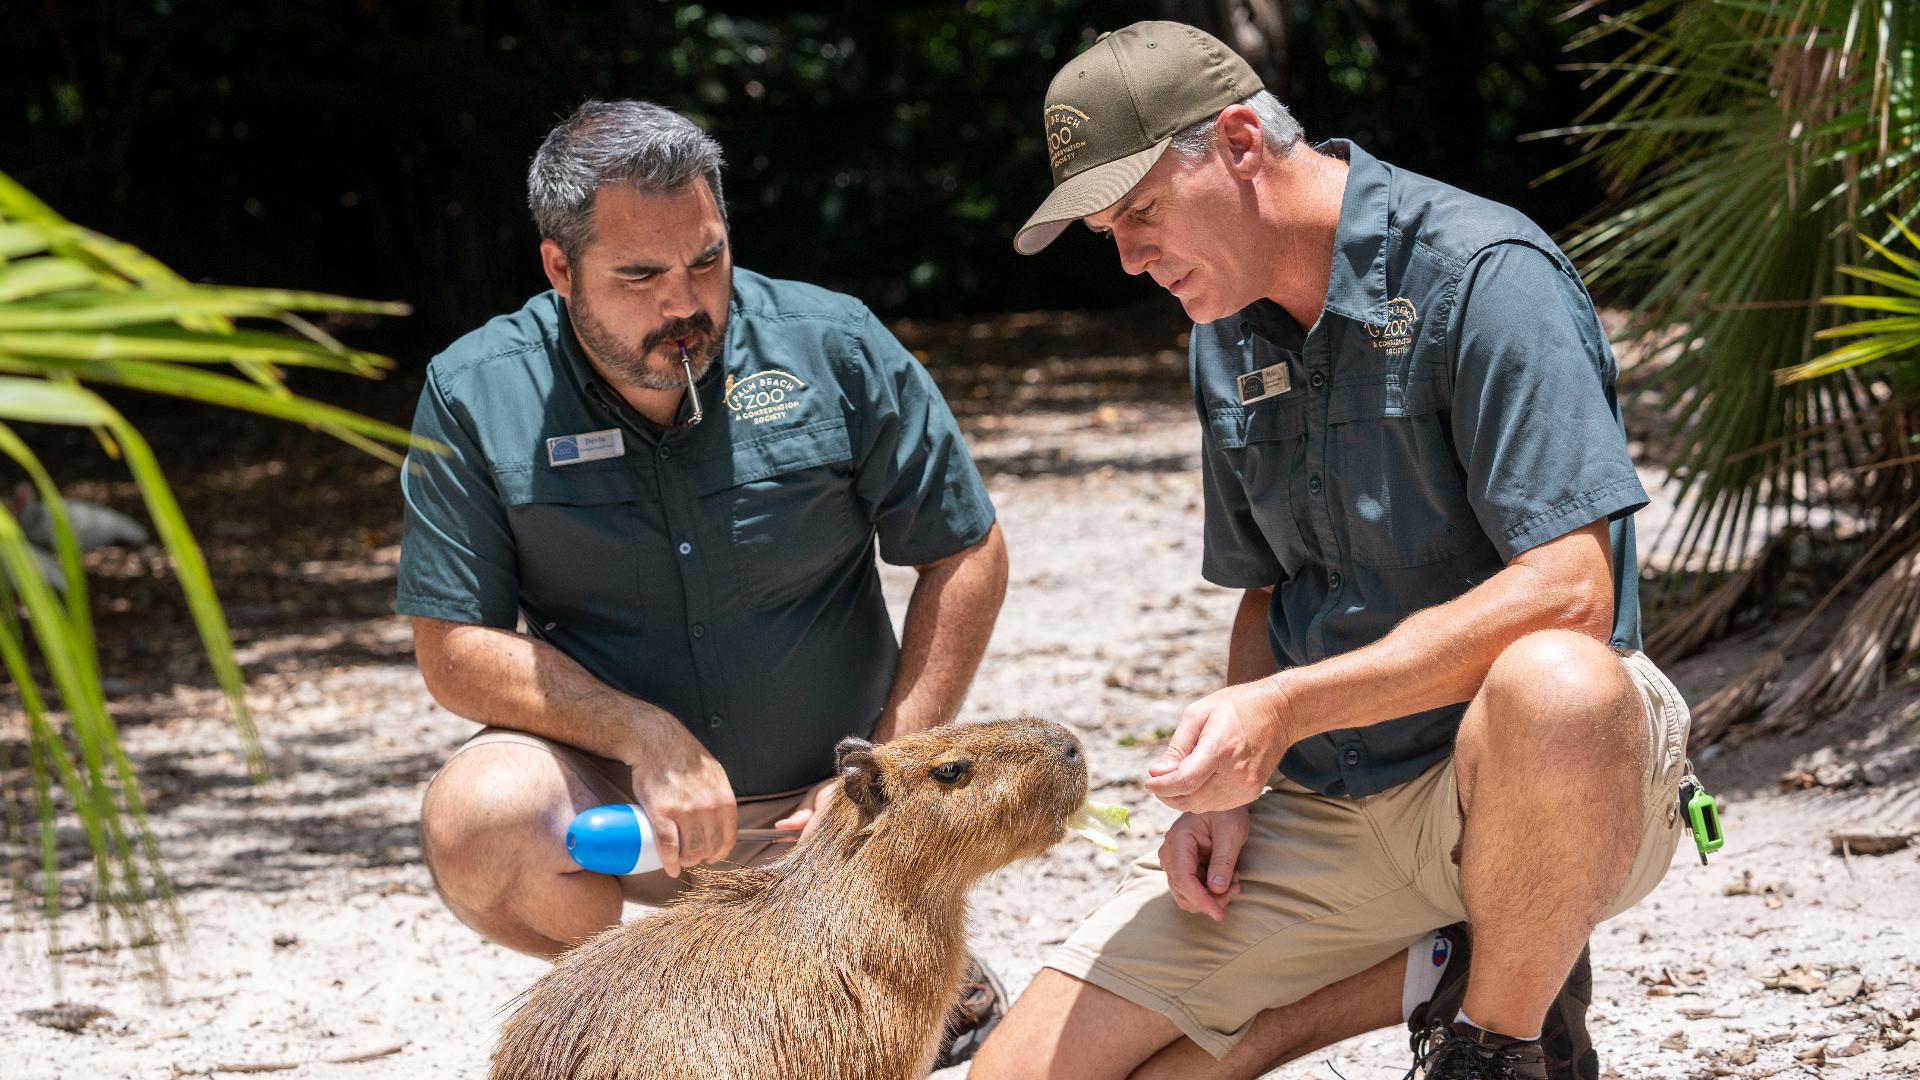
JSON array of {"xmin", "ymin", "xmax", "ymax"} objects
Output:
[
  {"xmin": 565, "ymin": 803, "xmax": 801, "ymax": 875},
  {"xmin": 565, "ymin": 804, "xmax": 663, "ymax": 875}
]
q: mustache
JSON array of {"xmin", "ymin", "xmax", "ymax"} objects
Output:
[{"xmin": 642, "ymin": 313, "xmax": 717, "ymax": 354}]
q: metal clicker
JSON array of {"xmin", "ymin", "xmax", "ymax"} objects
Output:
[{"xmin": 678, "ymin": 341, "xmax": 704, "ymax": 427}]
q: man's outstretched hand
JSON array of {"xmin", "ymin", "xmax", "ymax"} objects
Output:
[{"xmin": 1144, "ymin": 678, "xmax": 1295, "ymax": 812}]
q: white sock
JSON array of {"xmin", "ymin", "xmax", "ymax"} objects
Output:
[
  {"xmin": 1457, "ymin": 1008, "xmax": 1540, "ymax": 1042},
  {"xmin": 1400, "ymin": 931, "xmax": 1455, "ymax": 1022}
]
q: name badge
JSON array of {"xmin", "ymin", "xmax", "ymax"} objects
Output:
[
  {"xmin": 1236, "ymin": 362, "xmax": 1292, "ymax": 406},
  {"xmin": 546, "ymin": 428, "xmax": 625, "ymax": 467}
]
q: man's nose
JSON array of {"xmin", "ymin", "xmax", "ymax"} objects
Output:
[
  {"xmin": 661, "ymin": 272, "xmax": 701, "ymax": 320},
  {"xmin": 1115, "ymin": 231, "xmax": 1155, "ymax": 278}
]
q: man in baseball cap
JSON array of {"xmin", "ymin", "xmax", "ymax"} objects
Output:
[{"xmin": 974, "ymin": 21, "xmax": 1697, "ymax": 1080}]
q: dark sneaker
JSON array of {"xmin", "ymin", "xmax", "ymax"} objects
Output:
[
  {"xmin": 1410, "ymin": 1022, "xmax": 1551, "ymax": 1079},
  {"xmin": 933, "ymin": 955, "xmax": 1006, "ymax": 1069},
  {"xmin": 1407, "ymin": 924, "xmax": 1598, "ymax": 1080}
]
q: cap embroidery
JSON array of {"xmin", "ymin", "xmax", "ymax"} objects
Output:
[{"xmin": 1045, "ymin": 103, "xmax": 1091, "ymax": 171}]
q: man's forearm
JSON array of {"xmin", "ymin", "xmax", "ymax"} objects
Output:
[
  {"xmin": 412, "ymin": 616, "xmax": 684, "ymax": 764},
  {"xmin": 1262, "ymin": 521, "xmax": 1616, "ymax": 743},
  {"xmin": 870, "ymin": 522, "xmax": 1009, "ymax": 743}
]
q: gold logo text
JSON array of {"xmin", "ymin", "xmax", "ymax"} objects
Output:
[
  {"xmin": 1365, "ymin": 298, "xmax": 1419, "ymax": 358},
  {"xmin": 1045, "ymin": 103, "xmax": 1091, "ymax": 171}
]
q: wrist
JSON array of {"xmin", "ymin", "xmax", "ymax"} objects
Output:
[
  {"xmin": 1256, "ymin": 674, "xmax": 1302, "ymax": 754},
  {"xmin": 612, "ymin": 700, "xmax": 687, "ymax": 763}
]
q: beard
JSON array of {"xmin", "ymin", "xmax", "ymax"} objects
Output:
[{"xmin": 568, "ymin": 289, "xmax": 729, "ymax": 392}]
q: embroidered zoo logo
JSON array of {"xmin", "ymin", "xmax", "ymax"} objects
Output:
[
  {"xmin": 1365, "ymin": 297, "xmax": 1418, "ymax": 358},
  {"xmin": 725, "ymin": 369, "xmax": 807, "ymax": 426},
  {"xmin": 1045, "ymin": 103, "xmax": 1091, "ymax": 171}
]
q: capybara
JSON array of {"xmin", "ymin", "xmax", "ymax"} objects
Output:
[{"xmin": 490, "ymin": 716, "xmax": 1091, "ymax": 1080}]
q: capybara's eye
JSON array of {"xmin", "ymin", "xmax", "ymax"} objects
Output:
[{"xmin": 929, "ymin": 759, "xmax": 972, "ymax": 784}]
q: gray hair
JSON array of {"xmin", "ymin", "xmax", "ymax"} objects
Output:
[
  {"xmin": 527, "ymin": 100, "xmax": 727, "ymax": 260},
  {"xmin": 1166, "ymin": 89, "xmax": 1304, "ymax": 163}
]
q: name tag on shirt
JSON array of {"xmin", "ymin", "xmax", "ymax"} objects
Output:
[
  {"xmin": 546, "ymin": 428, "xmax": 625, "ymax": 467},
  {"xmin": 1237, "ymin": 362, "xmax": 1293, "ymax": 406}
]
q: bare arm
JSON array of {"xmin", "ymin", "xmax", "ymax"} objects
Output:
[
  {"xmin": 411, "ymin": 617, "xmax": 735, "ymax": 875},
  {"xmin": 414, "ymin": 616, "xmax": 680, "ymax": 761},
  {"xmin": 1269, "ymin": 520, "xmax": 1613, "ymax": 734},
  {"xmin": 1147, "ymin": 519, "xmax": 1615, "ymax": 810},
  {"xmin": 870, "ymin": 521, "xmax": 1010, "ymax": 742}
]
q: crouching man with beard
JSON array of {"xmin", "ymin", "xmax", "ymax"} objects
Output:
[{"xmin": 398, "ymin": 100, "xmax": 1012, "ymax": 1068}]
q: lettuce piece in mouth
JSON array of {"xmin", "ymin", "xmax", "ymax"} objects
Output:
[{"xmin": 1069, "ymin": 799, "xmax": 1131, "ymax": 851}]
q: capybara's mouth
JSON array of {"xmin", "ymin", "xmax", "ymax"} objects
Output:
[{"xmin": 1068, "ymin": 799, "xmax": 1130, "ymax": 851}]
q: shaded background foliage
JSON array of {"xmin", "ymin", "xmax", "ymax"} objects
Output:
[{"xmin": 3, "ymin": 0, "xmax": 1602, "ymax": 354}]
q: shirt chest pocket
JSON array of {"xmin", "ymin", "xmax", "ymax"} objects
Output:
[
  {"xmin": 1213, "ymin": 401, "xmax": 1312, "ymax": 578},
  {"xmin": 690, "ymin": 418, "xmax": 869, "ymax": 611},
  {"xmin": 496, "ymin": 466, "xmax": 660, "ymax": 628},
  {"xmin": 1326, "ymin": 382, "xmax": 1482, "ymax": 570}
]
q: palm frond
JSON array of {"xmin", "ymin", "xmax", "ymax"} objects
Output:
[
  {"xmin": 0, "ymin": 171, "xmax": 424, "ymax": 980},
  {"xmin": 1554, "ymin": 0, "xmax": 1919, "ymax": 592}
]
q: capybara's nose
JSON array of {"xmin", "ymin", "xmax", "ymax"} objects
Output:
[{"xmin": 1039, "ymin": 723, "xmax": 1085, "ymax": 765}]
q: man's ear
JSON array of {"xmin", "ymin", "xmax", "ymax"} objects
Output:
[
  {"xmin": 1216, "ymin": 104, "xmax": 1265, "ymax": 177},
  {"xmin": 539, "ymin": 238, "xmax": 574, "ymax": 299},
  {"xmin": 834, "ymin": 737, "xmax": 887, "ymax": 816}
]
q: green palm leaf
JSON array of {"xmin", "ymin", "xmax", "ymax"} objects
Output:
[
  {"xmin": 1550, "ymin": 0, "xmax": 1920, "ymax": 591},
  {"xmin": 1783, "ymin": 223, "xmax": 1920, "ymax": 381},
  {"xmin": 0, "ymin": 170, "xmax": 432, "ymax": 981}
]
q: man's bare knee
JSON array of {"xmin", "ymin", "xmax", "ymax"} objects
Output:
[
  {"xmin": 421, "ymin": 746, "xmax": 573, "ymax": 908},
  {"xmin": 1474, "ymin": 632, "xmax": 1640, "ymax": 759},
  {"xmin": 972, "ymin": 968, "xmax": 1182, "ymax": 1080}
]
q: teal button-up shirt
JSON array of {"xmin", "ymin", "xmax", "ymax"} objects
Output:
[
  {"xmin": 397, "ymin": 269, "xmax": 996, "ymax": 795},
  {"xmin": 1195, "ymin": 141, "xmax": 1648, "ymax": 799}
]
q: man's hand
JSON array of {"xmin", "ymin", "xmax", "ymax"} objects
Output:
[
  {"xmin": 1144, "ymin": 678, "xmax": 1294, "ymax": 812},
  {"xmin": 1161, "ymin": 808, "xmax": 1251, "ymax": 921},
  {"xmin": 772, "ymin": 778, "xmax": 839, "ymax": 840},
  {"xmin": 624, "ymin": 726, "xmax": 736, "ymax": 878}
]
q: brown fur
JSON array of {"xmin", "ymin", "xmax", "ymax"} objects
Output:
[{"xmin": 489, "ymin": 717, "xmax": 1090, "ymax": 1080}]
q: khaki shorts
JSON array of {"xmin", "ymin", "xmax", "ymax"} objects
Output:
[
  {"xmin": 1046, "ymin": 649, "xmax": 1691, "ymax": 1059},
  {"xmin": 434, "ymin": 727, "xmax": 815, "ymax": 906}
]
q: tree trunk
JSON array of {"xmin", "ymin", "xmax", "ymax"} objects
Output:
[{"xmin": 1155, "ymin": 0, "xmax": 1290, "ymax": 92}]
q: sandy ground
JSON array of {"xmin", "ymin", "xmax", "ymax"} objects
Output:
[{"xmin": 5, "ymin": 385, "xmax": 1920, "ymax": 1079}]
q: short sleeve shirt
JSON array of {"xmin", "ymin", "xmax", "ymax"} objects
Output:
[
  {"xmin": 396, "ymin": 268, "xmax": 996, "ymax": 795},
  {"xmin": 1194, "ymin": 141, "xmax": 1648, "ymax": 798}
]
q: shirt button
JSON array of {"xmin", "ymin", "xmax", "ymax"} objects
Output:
[
  {"xmin": 1329, "ymin": 570, "xmax": 1343, "ymax": 589},
  {"xmin": 1343, "ymin": 747, "xmax": 1362, "ymax": 767},
  {"xmin": 691, "ymin": 623, "xmax": 705, "ymax": 639},
  {"xmin": 658, "ymin": 445, "xmax": 673, "ymax": 460},
  {"xmin": 707, "ymin": 713, "xmax": 724, "ymax": 728},
  {"xmin": 677, "ymin": 541, "xmax": 692, "ymax": 555},
  {"xmin": 1309, "ymin": 371, "xmax": 1326, "ymax": 389},
  {"xmin": 1308, "ymin": 474, "xmax": 1323, "ymax": 494}
]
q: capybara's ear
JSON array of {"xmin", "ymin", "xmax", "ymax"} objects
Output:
[{"xmin": 835, "ymin": 737, "xmax": 887, "ymax": 816}]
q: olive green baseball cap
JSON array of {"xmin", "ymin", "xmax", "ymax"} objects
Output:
[{"xmin": 1014, "ymin": 21, "xmax": 1263, "ymax": 255}]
